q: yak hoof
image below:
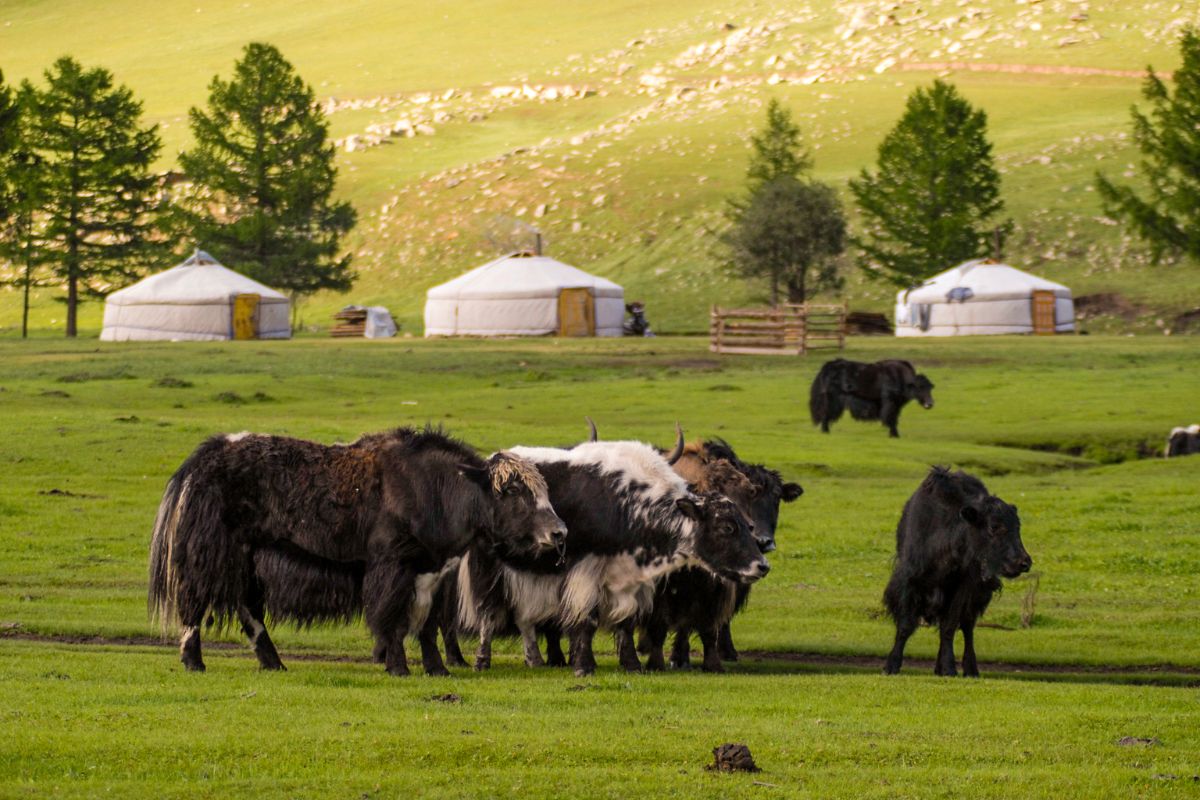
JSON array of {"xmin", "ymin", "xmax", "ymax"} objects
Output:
[
  {"xmin": 425, "ymin": 666, "xmax": 451, "ymax": 677},
  {"xmin": 701, "ymin": 663, "xmax": 726, "ymax": 674},
  {"xmin": 182, "ymin": 661, "xmax": 206, "ymax": 673},
  {"xmin": 473, "ymin": 660, "xmax": 491, "ymax": 672},
  {"xmin": 259, "ymin": 662, "xmax": 286, "ymax": 672}
]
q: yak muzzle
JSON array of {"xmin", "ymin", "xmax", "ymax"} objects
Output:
[
  {"xmin": 737, "ymin": 559, "xmax": 771, "ymax": 583},
  {"xmin": 755, "ymin": 537, "xmax": 777, "ymax": 554},
  {"xmin": 1002, "ymin": 553, "xmax": 1032, "ymax": 579},
  {"xmin": 922, "ymin": 400, "xmax": 935, "ymax": 409}
]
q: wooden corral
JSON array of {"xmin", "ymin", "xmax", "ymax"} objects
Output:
[{"xmin": 710, "ymin": 303, "xmax": 847, "ymax": 356}]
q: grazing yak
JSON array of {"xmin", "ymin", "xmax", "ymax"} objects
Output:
[
  {"xmin": 148, "ymin": 426, "xmax": 565, "ymax": 676},
  {"xmin": 883, "ymin": 466, "xmax": 1032, "ymax": 677},
  {"xmin": 1166, "ymin": 425, "xmax": 1200, "ymax": 458},
  {"xmin": 460, "ymin": 435, "xmax": 768, "ymax": 677},
  {"xmin": 810, "ymin": 358, "xmax": 934, "ymax": 438}
]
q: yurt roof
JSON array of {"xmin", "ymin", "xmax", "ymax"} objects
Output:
[
  {"xmin": 106, "ymin": 250, "xmax": 288, "ymax": 306},
  {"xmin": 426, "ymin": 252, "xmax": 623, "ymax": 301},
  {"xmin": 899, "ymin": 259, "xmax": 1071, "ymax": 304}
]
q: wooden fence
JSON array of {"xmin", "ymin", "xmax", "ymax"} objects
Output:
[{"xmin": 709, "ymin": 303, "xmax": 847, "ymax": 356}]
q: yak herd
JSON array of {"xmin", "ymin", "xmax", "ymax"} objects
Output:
[{"xmin": 149, "ymin": 357, "xmax": 1037, "ymax": 679}]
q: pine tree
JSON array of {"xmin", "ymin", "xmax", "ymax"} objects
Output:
[
  {"xmin": 1095, "ymin": 27, "xmax": 1200, "ymax": 263},
  {"xmin": 745, "ymin": 98, "xmax": 813, "ymax": 190},
  {"xmin": 22, "ymin": 57, "xmax": 165, "ymax": 337},
  {"xmin": 849, "ymin": 80, "xmax": 1009, "ymax": 287},
  {"xmin": 0, "ymin": 77, "xmax": 48, "ymax": 338},
  {"xmin": 178, "ymin": 43, "xmax": 356, "ymax": 315}
]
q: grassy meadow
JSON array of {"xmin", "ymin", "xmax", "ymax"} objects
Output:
[{"xmin": 1, "ymin": 334, "xmax": 1199, "ymax": 797}]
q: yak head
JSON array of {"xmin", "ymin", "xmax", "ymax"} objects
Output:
[
  {"xmin": 908, "ymin": 373, "xmax": 935, "ymax": 410},
  {"xmin": 701, "ymin": 440, "xmax": 803, "ymax": 554},
  {"xmin": 465, "ymin": 452, "xmax": 567, "ymax": 559},
  {"xmin": 675, "ymin": 493, "xmax": 769, "ymax": 585},
  {"xmin": 960, "ymin": 494, "xmax": 1031, "ymax": 580}
]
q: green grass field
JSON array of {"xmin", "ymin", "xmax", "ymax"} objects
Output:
[
  {"xmin": 1, "ymin": 0, "xmax": 1198, "ymax": 336},
  {"xmin": 2, "ymin": 334, "xmax": 1198, "ymax": 797}
]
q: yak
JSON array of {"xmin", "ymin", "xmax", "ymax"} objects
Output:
[
  {"xmin": 148, "ymin": 426, "xmax": 565, "ymax": 676},
  {"xmin": 1166, "ymin": 424, "xmax": 1200, "ymax": 458},
  {"xmin": 883, "ymin": 466, "xmax": 1032, "ymax": 677},
  {"xmin": 460, "ymin": 435, "xmax": 768, "ymax": 677},
  {"xmin": 810, "ymin": 358, "xmax": 934, "ymax": 437},
  {"xmin": 644, "ymin": 438, "xmax": 803, "ymax": 670}
]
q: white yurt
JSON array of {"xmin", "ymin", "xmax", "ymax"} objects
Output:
[
  {"xmin": 894, "ymin": 258, "xmax": 1074, "ymax": 337},
  {"xmin": 424, "ymin": 251, "xmax": 624, "ymax": 337},
  {"xmin": 100, "ymin": 250, "xmax": 291, "ymax": 341}
]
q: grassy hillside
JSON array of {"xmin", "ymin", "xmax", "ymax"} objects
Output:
[{"xmin": 0, "ymin": 0, "xmax": 1197, "ymax": 335}]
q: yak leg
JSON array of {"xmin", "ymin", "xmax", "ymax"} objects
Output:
[
  {"xmin": 884, "ymin": 617, "xmax": 917, "ymax": 675},
  {"xmin": 542, "ymin": 624, "xmax": 567, "ymax": 667},
  {"xmin": 371, "ymin": 640, "xmax": 387, "ymax": 664},
  {"xmin": 934, "ymin": 620, "xmax": 958, "ymax": 677},
  {"xmin": 568, "ymin": 618, "xmax": 599, "ymax": 677},
  {"xmin": 179, "ymin": 622, "xmax": 205, "ymax": 673},
  {"xmin": 417, "ymin": 611, "xmax": 450, "ymax": 677},
  {"xmin": 642, "ymin": 619, "xmax": 668, "ymax": 672},
  {"xmin": 636, "ymin": 629, "xmax": 652, "ymax": 656},
  {"xmin": 613, "ymin": 619, "xmax": 642, "ymax": 673},
  {"xmin": 237, "ymin": 598, "xmax": 285, "ymax": 671},
  {"xmin": 717, "ymin": 623, "xmax": 739, "ymax": 661},
  {"xmin": 670, "ymin": 628, "xmax": 692, "ymax": 669},
  {"xmin": 961, "ymin": 620, "xmax": 980, "ymax": 678},
  {"xmin": 474, "ymin": 616, "xmax": 495, "ymax": 672},
  {"xmin": 518, "ymin": 622, "xmax": 544, "ymax": 667},
  {"xmin": 364, "ymin": 561, "xmax": 416, "ymax": 677},
  {"xmin": 881, "ymin": 399, "xmax": 901, "ymax": 438},
  {"xmin": 436, "ymin": 581, "xmax": 468, "ymax": 667},
  {"xmin": 698, "ymin": 625, "xmax": 725, "ymax": 673},
  {"xmin": 441, "ymin": 626, "xmax": 468, "ymax": 668}
]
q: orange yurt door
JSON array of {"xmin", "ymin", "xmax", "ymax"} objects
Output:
[
  {"xmin": 232, "ymin": 293, "xmax": 261, "ymax": 340},
  {"xmin": 1031, "ymin": 290, "xmax": 1056, "ymax": 335},
  {"xmin": 558, "ymin": 288, "xmax": 595, "ymax": 337}
]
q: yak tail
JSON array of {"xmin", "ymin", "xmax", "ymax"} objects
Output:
[
  {"xmin": 147, "ymin": 474, "xmax": 186, "ymax": 633},
  {"xmin": 147, "ymin": 439, "xmax": 245, "ymax": 635}
]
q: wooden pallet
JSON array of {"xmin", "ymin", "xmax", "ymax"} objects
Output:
[{"xmin": 710, "ymin": 303, "xmax": 846, "ymax": 356}]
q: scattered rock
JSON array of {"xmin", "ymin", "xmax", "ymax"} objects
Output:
[{"xmin": 708, "ymin": 743, "xmax": 760, "ymax": 773}]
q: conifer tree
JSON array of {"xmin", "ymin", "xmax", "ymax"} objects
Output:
[
  {"xmin": 1096, "ymin": 28, "xmax": 1200, "ymax": 263},
  {"xmin": 745, "ymin": 98, "xmax": 813, "ymax": 190},
  {"xmin": 849, "ymin": 80, "xmax": 1009, "ymax": 286},
  {"xmin": 178, "ymin": 43, "xmax": 356, "ymax": 314},
  {"xmin": 22, "ymin": 57, "xmax": 164, "ymax": 337}
]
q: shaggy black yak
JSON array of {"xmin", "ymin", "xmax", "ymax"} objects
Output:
[{"xmin": 148, "ymin": 426, "xmax": 565, "ymax": 676}]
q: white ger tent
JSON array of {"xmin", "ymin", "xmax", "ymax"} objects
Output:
[
  {"xmin": 894, "ymin": 259, "xmax": 1074, "ymax": 337},
  {"xmin": 424, "ymin": 252, "xmax": 624, "ymax": 337},
  {"xmin": 100, "ymin": 250, "xmax": 290, "ymax": 341}
]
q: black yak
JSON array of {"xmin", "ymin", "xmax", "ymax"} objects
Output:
[
  {"xmin": 883, "ymin": 466, "xmax": 1032, "ymax": 677},
  {"xmin": 148, "ymin": 426, "xmax": 565, "ymax": 676},
  {"xmin": 643, "ymin": 438, "xmax": 803, "ymax": 671},
  {"xmin": 810, "ymin": 358, "xmax": 934, "ymax": 437}
]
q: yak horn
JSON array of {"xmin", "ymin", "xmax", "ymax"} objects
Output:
[
  {"xmin": 665, "ymin": 422, "xmax": 685, "ymax": 465},
  {"xmin": 586, "ymin": 417, "xmax": 598, "ymax": 443}
]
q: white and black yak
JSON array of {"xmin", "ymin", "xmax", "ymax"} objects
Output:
[
  {"xmin": 1166, "ymin": 424, "xmax": 1200, "ymax": 458},
  {"xmin": 883, "ymin": 466, "xmax": 1032, "ymax": 677},
  {"xmin": 810, "ymin": 358, "xmax": 934, "ymax": 437},
  {"xmin": 457, "ymin": 435, "xmax": 769, "ymax": 677},
  {"xmin": 148, "ymin": 426, "xmax": 565, "ymax": 676}
]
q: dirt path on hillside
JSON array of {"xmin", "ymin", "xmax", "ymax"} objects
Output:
[{"xmin": 7, "ymin": 631, "xmax": 1198, "ymax": 684}]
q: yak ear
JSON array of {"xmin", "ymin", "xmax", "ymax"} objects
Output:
[
  {"xmin": 458, "ymin": 463, "xmax": 491, "ymax": 491},
  {"xmin": 675, "ymin": 496, "xmax": 704, "ymax": 520},
  {"xmin": 781, "ymin": 482, "xmax": 804, "ymax": 502},
  {"xmin": 959, "ymin": 505, "xmax": 984, "ymax": 527}
]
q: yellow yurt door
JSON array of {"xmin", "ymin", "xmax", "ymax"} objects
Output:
[
  {"xmin": 1031, "ymin": 290, "xmax": 1056, "ymax": 335},
  {"xmin": 232, "ymin": 294, "xmax": 260, "ymax": 340},
  {"xmin": 558, "ymin": 288, "xmax": 595, "ymax": 337}
]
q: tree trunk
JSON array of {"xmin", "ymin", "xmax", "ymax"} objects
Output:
[
  {"xmin": 21, "ymin": 258, "xmax": 31, "ymax": 339},
  {"xmin": 785, "ymin": 269, "xmax": 807, "ymax": 304},
  {"xmin": 66, "ymin": 273, "xmax": 77, "ymax": 337},
  {"xmin": 769, "ymin": 273, "xmax": 779, "ymax": 307}
]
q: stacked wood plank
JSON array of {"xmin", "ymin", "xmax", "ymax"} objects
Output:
[
  {"xmin": 331, "ymin": 307, "xmax": 368, "ymax": 338},
  {"xmin": 710, "ymin": 303, "xmax": 846, "ymax": 356}
]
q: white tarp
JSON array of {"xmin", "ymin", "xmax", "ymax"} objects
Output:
[
  {"xmin": 894, "ymin": 259, "xmax": 1074, "ymax": 337},
  {"xmin": 424, "ymin": 252, "xmax": 624, "ymax": 337},
  {"xmin": 100, "ymin": 250, "xmax": 291, "ymax": 341},
  {"xmin": 364, "ymin": 306, "xmax": 397, "ymax": 338}
]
